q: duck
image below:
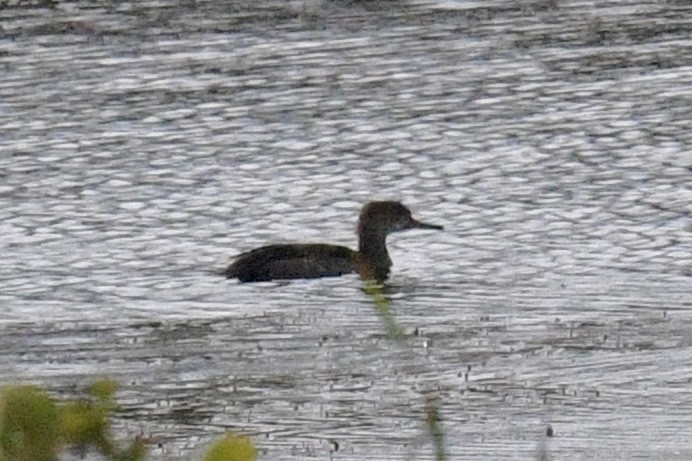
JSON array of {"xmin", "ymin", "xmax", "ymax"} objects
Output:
[{"xmin": 225, "ymin": 201, "xmax": 443, "ymax": 283}]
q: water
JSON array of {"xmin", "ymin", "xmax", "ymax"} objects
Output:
[{"xmin": 1, "ymin": 0, "xmax": 691, "ymax": 459}]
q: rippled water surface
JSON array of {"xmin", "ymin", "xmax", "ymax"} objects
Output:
[{"xmin": 1, "ymin": 0, "xmax": 691, "ymax": 459}]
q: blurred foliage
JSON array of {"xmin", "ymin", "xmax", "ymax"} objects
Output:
[
  {"xmin": 425, "ymin": 395, "xmax": 446, "ymax": 461},
  {"xmin": 203, "ymin": 432, "xmax": 257, "ymax": 461},
  {"xmin": 363, "ymin": 280, "xmax": 405, "ymax": 341},
  {"xmin": 0, "ymin": 385, "xmax": 61, "ymax": 461},
  {"xmin": 0, "ymin": 381, "xmax": 256, "ymax": 461},
  {"xmin": 363, "ymin": 280, "xmax": 448, "ymax": 460},
  {"xmin": 0, "ymin": 381, "xmax": 136, "ymax": 461}
]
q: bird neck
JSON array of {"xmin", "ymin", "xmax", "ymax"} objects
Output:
[{"xmin": 358, "ymin": 229, "xmax": 392, "ymax": 280}]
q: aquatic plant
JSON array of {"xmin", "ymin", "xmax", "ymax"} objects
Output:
[
  {"xmin": 363, "ymin": 280, "xmax": 447, "ymax": 461},
  {"xmin": 363, "ymin": 280, "xmax": 406, "ymax": 341}
]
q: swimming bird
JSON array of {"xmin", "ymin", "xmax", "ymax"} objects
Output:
[{"xmin": 225, "ymin": 201, "xmax": 443, "ymax": 282}]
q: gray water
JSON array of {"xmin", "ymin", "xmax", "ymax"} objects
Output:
[{"xmin": 1, "ymin": 0, "xmax": 691, "ymax": 459}]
